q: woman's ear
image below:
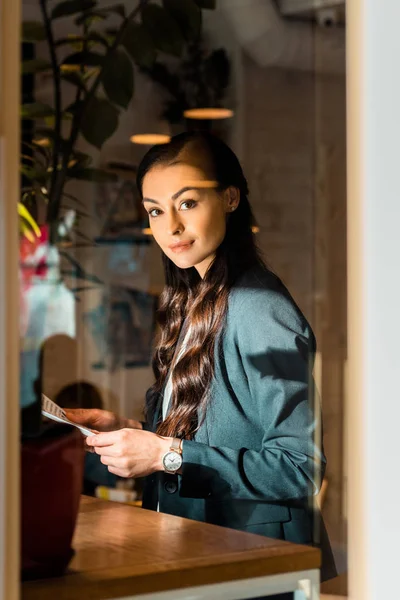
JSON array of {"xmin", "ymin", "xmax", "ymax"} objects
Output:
[{"xmin": 225, "ymin": 186, "xmax": 240, "ymax": 213}]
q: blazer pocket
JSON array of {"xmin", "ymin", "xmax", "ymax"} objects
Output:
[
  {"xmin": 206, "ymin": 500, "xmax": 290, "ymax": 528},
  {"xmin": 282, "ymin": 507, "xmax": 313, "ymax": 544},
  {"xmin": 241, "ymin": 521, "xmax": 284, "ymax": 539},
  {"xmin": 243, "ymin": 502, "xmax": 291, "ymax": 526}
]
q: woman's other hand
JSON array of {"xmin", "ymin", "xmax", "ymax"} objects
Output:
[
  {"xmin": 64, "ymin": 408, "xmax": 143, "ymax": 433},
  {"xmin": 86, "ymin": 429, "xmax": 172, "ymax": 478}
]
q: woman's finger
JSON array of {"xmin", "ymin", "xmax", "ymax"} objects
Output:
[
  {"xmin": 86, "ymin": 430, "xmax": 122, "ymax": 447},
  {"xmin": 99, "ymin": 454, "xmax": 121, "ymax": 467},
  {"xmin": 99, "ymin": 454, "xmax": 113, "ymax": 466},
  {"xmin": 94, "ymin": 444, "xmax": 122, "ymax": 457},
  {"xmin": 100, "ymin": 454, "xmax": 130, "ymax": 469},
  {"xmin": 84, "ymin": 438, "xmax": 95, "ymax": 453}
]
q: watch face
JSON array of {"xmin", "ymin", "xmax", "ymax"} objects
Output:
[{"xmin": 163, "ymin": 451, "xmax": 182, "ymax": 472}]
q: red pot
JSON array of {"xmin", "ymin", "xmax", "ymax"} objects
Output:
[{"xmin": 21, "ymin": 425, "xmax": 85, "ymax": 580}]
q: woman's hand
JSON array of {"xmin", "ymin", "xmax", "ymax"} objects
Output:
[
  {"xmin": 86, "ymin": 429, "xmax": 172, "ymax": 478},
  {"xmin": 64, "ymin": 408, "xmax": 143, "ymax": 433}
]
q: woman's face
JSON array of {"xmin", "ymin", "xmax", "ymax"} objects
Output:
[{"xmin": 142, "ymin": 160, "xmax": 239, "ymax": 278}]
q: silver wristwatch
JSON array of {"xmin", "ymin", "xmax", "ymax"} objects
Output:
[{"xmin": 162, "ymin": 438, "xmax": 183, "ymax": 473}]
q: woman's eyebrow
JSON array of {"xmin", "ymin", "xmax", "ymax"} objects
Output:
[
  {"xmin": 142, "ymin": 186, "xmax": 200, "ymax": 205},
  {"xmin": 142, "ymin": 181, "xmax": 218, "ymax": 205},
  {"xmin": 142, "ymin": 197, "xmax": 160, "ymax": 205}
]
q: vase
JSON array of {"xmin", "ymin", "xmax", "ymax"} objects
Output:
[{"xmin": 21, "ymin": 424, "xmax": 85, "ymax": 580}]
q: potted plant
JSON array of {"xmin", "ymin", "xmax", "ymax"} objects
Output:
[{"xmin": 19, "ymin": 0, "xmax": 216, "ymax": 580}]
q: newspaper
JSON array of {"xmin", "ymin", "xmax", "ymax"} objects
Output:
[{"xmin": 41, "ymin": 394, "xmax": 96, "ymax": 437}]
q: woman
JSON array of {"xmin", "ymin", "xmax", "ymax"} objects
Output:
[{"xmin": 67, "ymin": 132, "xmax": 336, "ymax": 596}]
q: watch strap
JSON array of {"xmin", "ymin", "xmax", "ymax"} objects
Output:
[{"xmin": 170, "ymin": 437, "xmax": 182, "ymax": 454}]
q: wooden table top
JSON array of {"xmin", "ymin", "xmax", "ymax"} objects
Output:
[{"xmin": 22, "ymin": 496, "xmax": 321, "ymax": 600}]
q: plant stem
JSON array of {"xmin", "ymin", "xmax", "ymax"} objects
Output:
[
  {"xmin": 39, "ymin": 0, "xmax": 62, "ymax": 232},
  {"xmin": 48, "ymin": 0, "xmax": 150, "ymax": 242}
]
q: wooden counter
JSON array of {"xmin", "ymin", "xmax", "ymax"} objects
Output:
[{"xmin": 22, "ymin": 496, "xmax": 321, "ymax": 600}]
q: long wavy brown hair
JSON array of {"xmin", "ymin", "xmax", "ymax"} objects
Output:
[{"xmin": 136, "ymin": 132, "xmax": 267, "ymax": 439}]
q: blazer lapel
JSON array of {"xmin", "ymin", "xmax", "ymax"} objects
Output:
[{"xmin": 152, "ymin": 381, "xmax": 166, "ymax": 431}]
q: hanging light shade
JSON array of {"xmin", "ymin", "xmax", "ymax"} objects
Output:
[
  {"xmin": 130, "ymin": 134, "xmax": 171, "ymax": 145},
  {"xmin": 183, "ymin": 108, "xmax": 234, "ymax": 120}
]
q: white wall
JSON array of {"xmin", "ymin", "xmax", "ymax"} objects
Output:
[{"xmin": 347, "ymin": 1, "xmax": 400, "ymax": 598}]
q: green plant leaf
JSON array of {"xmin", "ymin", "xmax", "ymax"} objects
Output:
[
  {"xmin": 75, "ymin": 11, "xmax": 107, "ymax": 26},
  {"xmin": 62, "ymin": 51, "xmax": 104, "ymax": 68},
  {"xmin": 51, "ymin": 0, "xmax": 97, "ymax": 20},
  {"xmin": 61, "ymin": 71, "xmax": 87, "ymax": 90},
  {"xmin": 69, "ymin": 150, "xmax": 93, "ymax": 168},
  {"xmin": 62, "ymin": 111, "xmax": 74, "ymax": 121},
  {"xmin": 86, "ymin": 31, "xmax": 110, "ymax": 48},
  {"xmin": 63, "ymin": 99, "xmax": 84, "ymax": 120},
  {"xmin": 20, "ymin": 222, "xmax": 37, "ymax": 243},
  {"xmin": 22, "ymin": 21, "xmax": 46, "ymax": 42},
  {"xmin": 55, "ymin": 32, "xmax": 109, "ymax": 50},
  {"xmin": 76, "ymin": 4, "xmax": 125, "ymax": 25},
  {"xmin": 33, "ymin": 127, "xmax": 69, "ymax": 151},
  {"xmin": 68, "ymin": 166, "xmax": 118, "ymax": 182},
  {"xmin": 101, "ymin": 49, "xmax": 134, "ymax": 109},
  {"xmin": 21, "ymin": 103, "xmax": 55, "ymax": 119},
  {"xmin": 44, "ymin": 116, "xmax": 55, "ymax": 128},
  {"xmin": 80, "ymin": 98, "xmax": 119, "ymax": 149},
  {"xmin": 20, "ymin": 164, "xmax": 47, "ymax": 184},
  {"xmin": 21, "ymin": 192, "xmax": 39, "ymax": 223},
  {"xmin": 21, "ymin": 153, "xmax": 36, "ymax": 164},
  {"xmin": 22, "ymin": 139, "xmax": 51, "ymax": 164},
  {"xmin": 22, "ymin": 59, "xmax": 52, "ymax": 74},
  {"xmin": 193, "ymin": 0, "xmax": 216, "ymax": 8},
  {"xmin": 18, "ymin": 203, "xmax": 41, "ymax": 237},
  {"xmin": 163, "ymin": 0, "xmax": 201, "ymax": 41},
  {"xmin": 121, "ymin": 22, "xmax": 157, "ymax": 69},
  {"xmin": 55, "ymin": 34, "xmax": 82, "ymax": 49},
  {"xmin": 82, "ymin": 68, "xmax": 99, "ymax": 82},
  {"xmin": 141, "ymin": 4, "xmax": 184, "ymax": 57}
]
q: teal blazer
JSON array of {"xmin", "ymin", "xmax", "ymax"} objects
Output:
[{"xmin": 142, "ymin": 264, "xmax": 336, "ymax": 581}]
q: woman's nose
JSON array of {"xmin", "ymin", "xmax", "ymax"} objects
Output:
[{"xmin": 166, "ymin": 211, "xmax": 183, "ymax": 235}]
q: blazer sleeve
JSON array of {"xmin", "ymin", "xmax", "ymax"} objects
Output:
[{"xmin": 179, "ymin": 285, "xmax": 326, "ymax": 502}]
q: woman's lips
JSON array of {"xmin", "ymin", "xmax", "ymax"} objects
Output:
[{"xmin": 169, "ymin": 241, "xmax": 194, "ymax": 253}]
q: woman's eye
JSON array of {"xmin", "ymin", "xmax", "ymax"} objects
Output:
[
  {"xmin": 180, "ymin": 200, "xmax": 197, "ymax": 210},
  {"xmin": 148, "ymin": 209, "xmax": 162, "ymax": 218}
]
